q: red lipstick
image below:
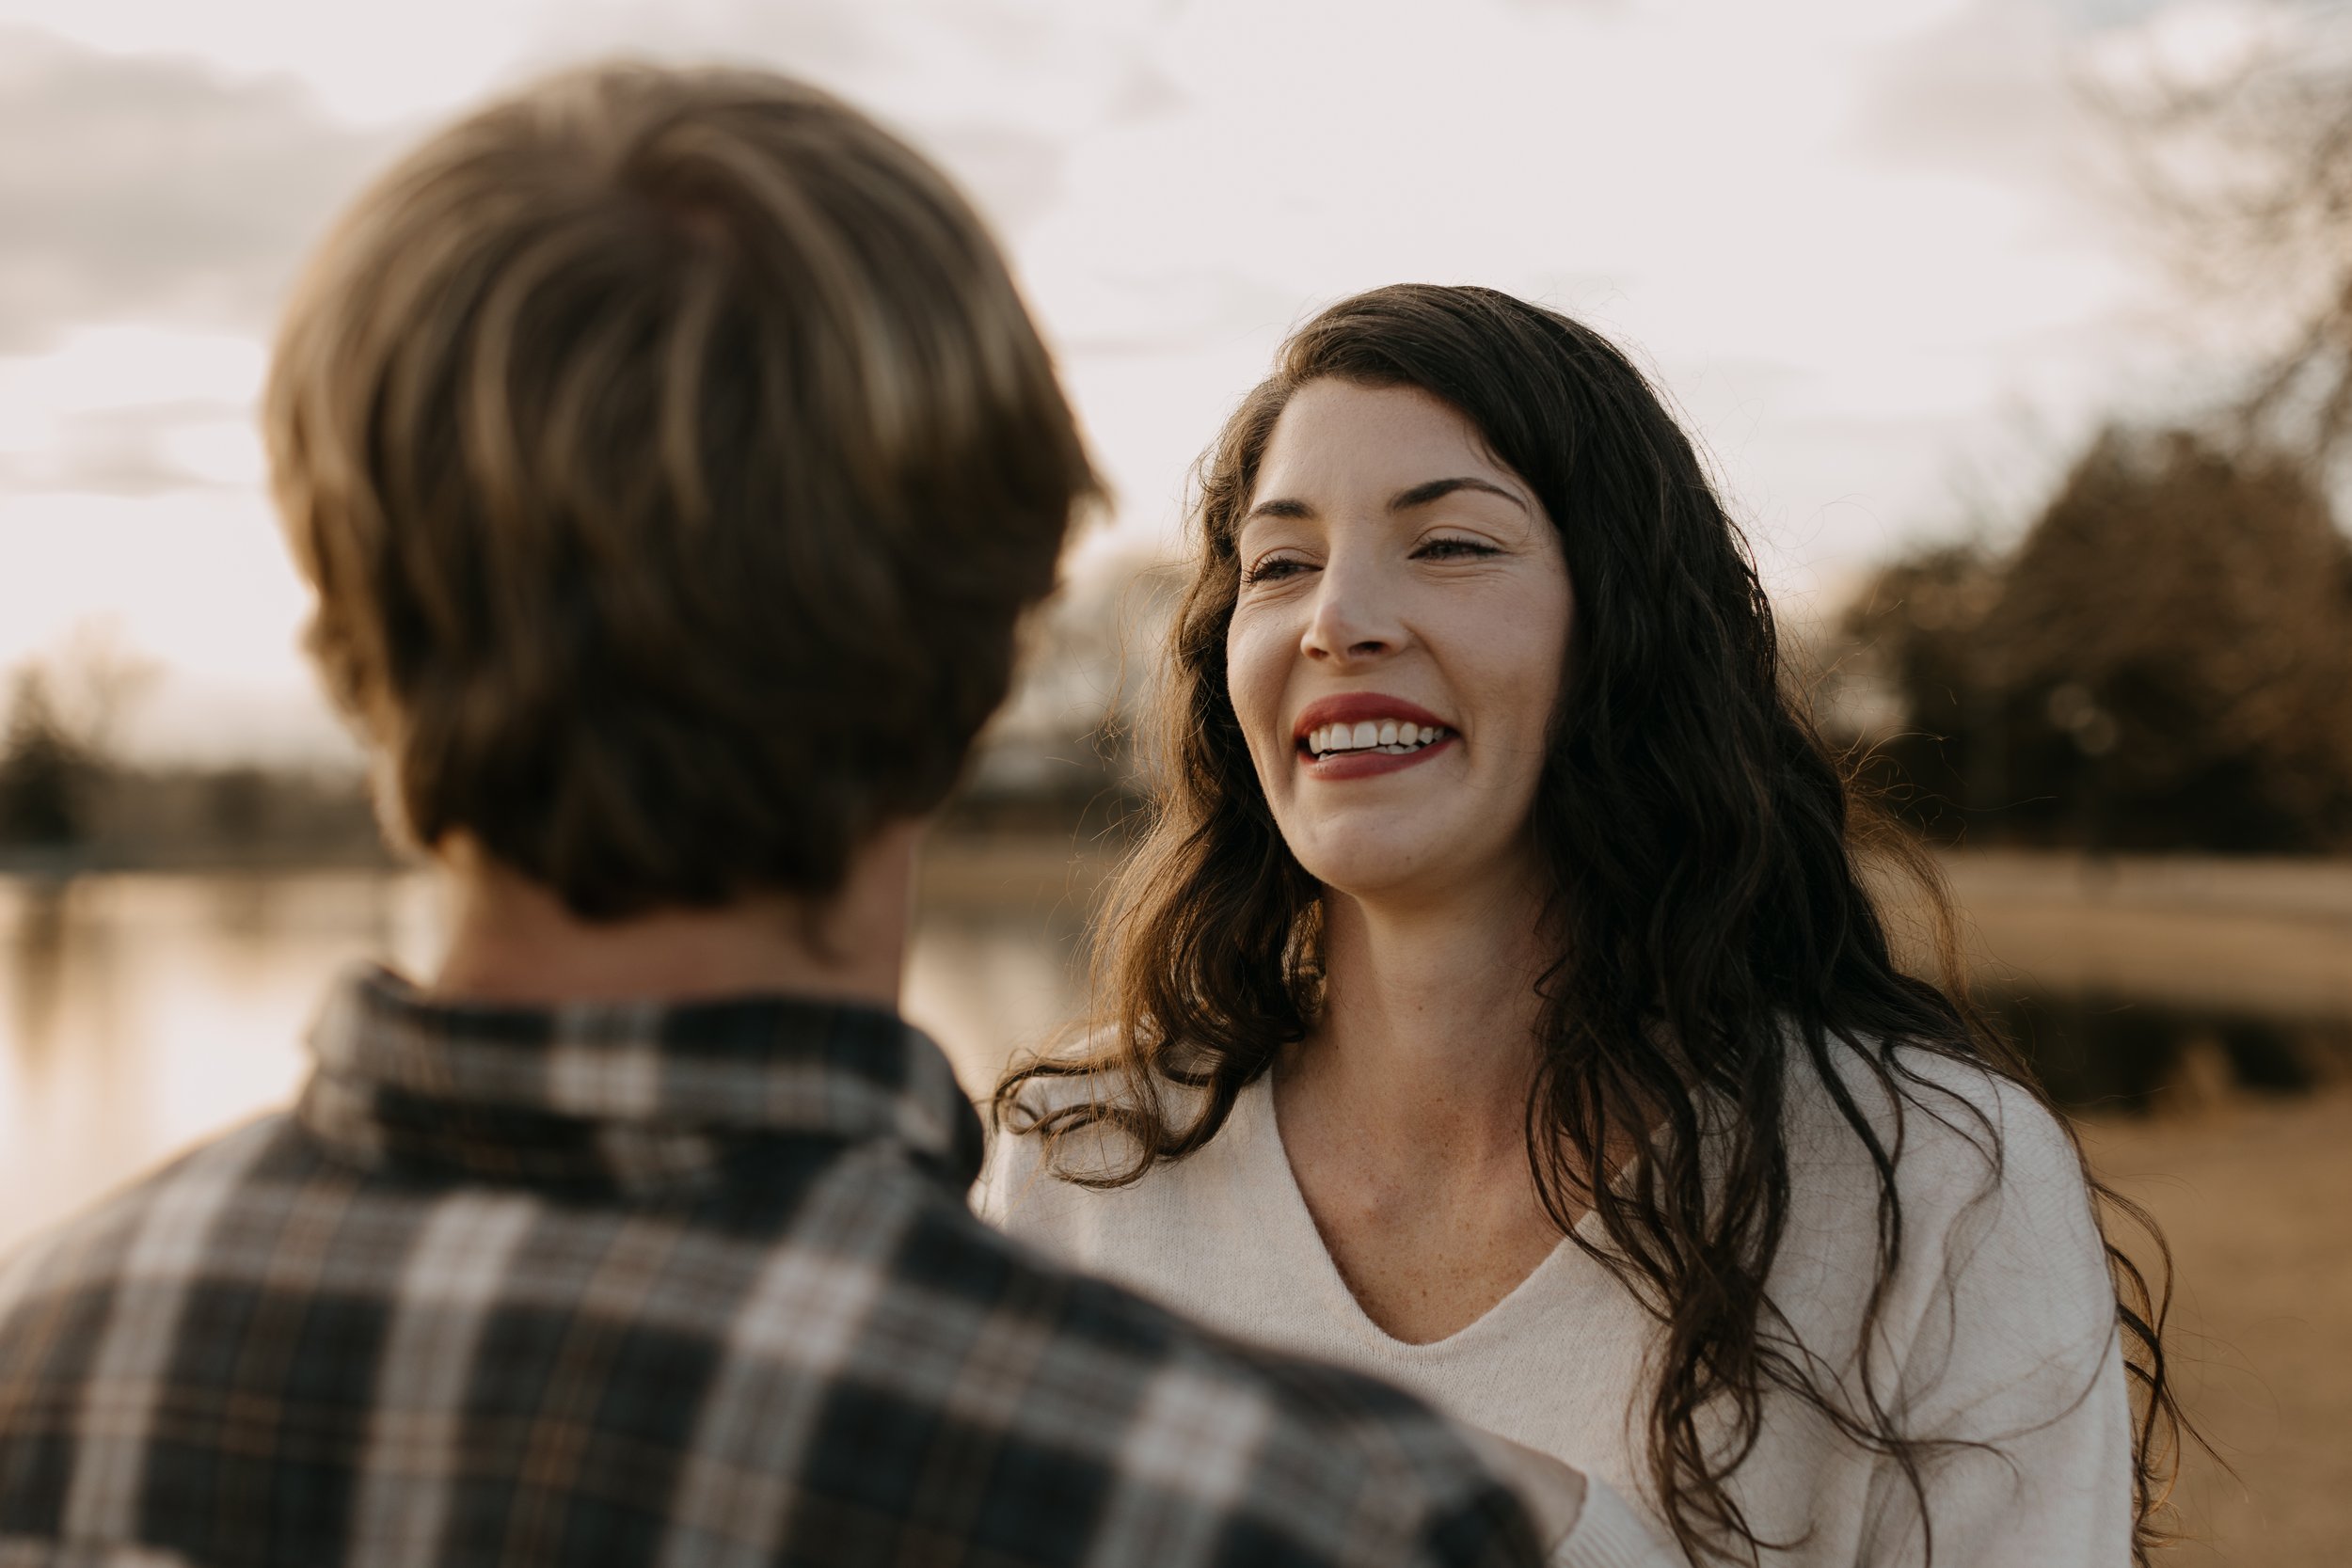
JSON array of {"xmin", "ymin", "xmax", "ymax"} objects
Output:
[
  {"xmin": 1291, "ymin": 692, "xmax": 1458, "ymax": 782},
  {"xmin": 1291, "ymin": 692, "xmax": 1451, "ymax": 744}
]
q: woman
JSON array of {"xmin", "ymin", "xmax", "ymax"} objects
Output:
[{"xmin": 981, "ymin": 285, "xmax": 2181, "ymax": 1566}]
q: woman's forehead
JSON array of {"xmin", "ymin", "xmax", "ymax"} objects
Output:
[{"xmin": 1248, "ymin": 380, "xmax": 1528, "ymax": 513}]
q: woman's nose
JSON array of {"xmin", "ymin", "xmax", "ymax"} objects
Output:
[{"xmin": 1300, "ymin": 556, "xmax": 1401, "ymax": 662}]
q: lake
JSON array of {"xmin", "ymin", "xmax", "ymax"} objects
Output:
[
  {"xmin": 0, "ymin": 865, "xmax": 1091, "ymax": 1255},
  {"xmin": 8, "ymin": 850, "xmax": 2351, "ymax": 1255}
]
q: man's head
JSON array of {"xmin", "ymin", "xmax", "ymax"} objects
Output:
[{"xmin": 266, "ymin": 65, "xmax": 1097, "ymax": 918}]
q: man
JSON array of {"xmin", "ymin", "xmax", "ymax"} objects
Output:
[{"xmin": 0, "ymin": 66, "xmax": 1556, "ymax": 1567}]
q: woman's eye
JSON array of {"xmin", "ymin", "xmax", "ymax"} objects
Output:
[
  {"xmin": 1243, "ymin": 555, "xmax": 1311, "ymax": 585},
  {"xmin": 1414, "ymin": 537, "xmax": 1500, "ymax": 562}
]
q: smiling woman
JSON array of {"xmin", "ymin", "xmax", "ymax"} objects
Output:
[
  {"xmin": 986, "ymin": 284, "xmax": 2189, "ymax": 1568},
  {"xmin": 1228, "ymin": 380, "xmax": 1569, "ymax": 896}
]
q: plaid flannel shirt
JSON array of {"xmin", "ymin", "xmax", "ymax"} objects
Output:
[{"xmin": 0, "ymin": 967, "xmax": 1542, "ymax": 1568}]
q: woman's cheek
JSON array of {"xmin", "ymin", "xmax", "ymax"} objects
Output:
[{"xmin": 1224, "ymin": 614, "xmax": 1286, "ymax": 764}]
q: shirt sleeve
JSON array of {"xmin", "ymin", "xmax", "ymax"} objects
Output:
[{"xmin": 1857, "ymin": 1082, "xmax": 2137, "ymax": 1566}]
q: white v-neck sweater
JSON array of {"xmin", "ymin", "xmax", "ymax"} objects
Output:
[{"xmin": 978, "ymin": 1049, "xmax": 2134, "ymax": 1567}]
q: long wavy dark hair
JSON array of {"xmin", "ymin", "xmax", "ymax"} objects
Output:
[{"xmin": 995, "ymin": 284, "xmax": 2186, "ymax": 1565}]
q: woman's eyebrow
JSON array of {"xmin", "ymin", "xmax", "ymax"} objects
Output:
[
  {"xmin": 1241, "ymin": 496, "xmax": 1314, "ymax": 524},
  {"xmin": 1241, "ymin": 476, "xmax": 1525, "ymax": 528},
  {"xmin": 1391, "ymin": 475, "xmax": 1526, "ymax": 513}
]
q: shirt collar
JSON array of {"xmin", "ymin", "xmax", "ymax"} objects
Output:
[{"xmin": 295, "ymin": 964, "xmax": 983, "ymax": 1196}]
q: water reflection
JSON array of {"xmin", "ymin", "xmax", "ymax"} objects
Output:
[
  {"xmin": 0, "ymin": 871, "xmax": 1086, "ymax": 1256},
  {"xmin": 6, "ymin": 880, "xmax": 67, "ymax": 1073},
  {"xmin": 1991, "ymin": 990, "xmax": 2351, "ymax": 1111},
  {"xmin": 8, "ymin": 862, "xmax": 2344, "ymax": 1258}
]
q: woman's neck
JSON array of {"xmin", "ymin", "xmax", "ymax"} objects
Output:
[
  {"xmin": 1273, "ymin": 871, "xmax": 1574, "ymax": 1344},
  {"xmin": 1291, "ymin": 874, "xmax": 1554, "ymax": 1162}
]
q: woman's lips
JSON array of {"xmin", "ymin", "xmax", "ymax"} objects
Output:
[
  {"xmin": 1291, "ymin": 692, "xmax": 1451, "ymax": 742},
  {"xmin": 1299, "ymin": 734, "xmax": 1458, "ymax": 780}
]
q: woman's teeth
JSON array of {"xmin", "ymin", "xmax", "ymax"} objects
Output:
[{"xmin": 1305, "ymin": 720, "xmax": 1448, "ymax": 758}]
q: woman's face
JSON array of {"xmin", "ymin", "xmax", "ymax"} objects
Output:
[{"xmin": 1226, "ymin": 378, "xmax": 1573, "ymax": 907}]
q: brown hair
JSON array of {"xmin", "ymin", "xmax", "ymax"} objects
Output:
[
  {"xmin": 265, "ymin": 63, "xmax": 1098, "ymax": 915},
  {"xmin": 1000, "ymin": 285, "xmax": 2188, "ymax": 1565}
]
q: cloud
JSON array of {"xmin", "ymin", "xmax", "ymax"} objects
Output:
[
  {"xmin": 2054, "ymin": 0, "xmax": 2178, "ymax": 24},
  {"xmin": 0, "ymin": 26, "xmax": 395, "ymax": 355},
  {"xmin": 492, "ymin": 0, "xmax": 1188, "ymax": 237},
  {"xmin": 1849, "ymin": 1, "xmax": 2328, "ymax": 197},
  {"xmin": 1846, "ymin": 4, "xmax": 2090, "ymax": 190},
  {"xmin": 0, "ymin": 325, "xmax": 267, "ymax": 497},
  {"xmin": 0, "ymin": 402, "xmax": 261, "ymax": 497}
]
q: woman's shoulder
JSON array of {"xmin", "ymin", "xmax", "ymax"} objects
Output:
[
  {"xmin": 1779, "ymin": 1031, "xmax": 2111, "ymax": 1327},
  {"xmin": 991, "ymin": 1051, "xmax": 1117, "ymax": 1128},
  {"xmin": 977, "ymin": 1051, "xmax": 1222, "ymax": 1229},
  {"xmin": 1784, "ymin": 1032, "xmax": 2082, "ymax": 1200},
  {"xmin": 1786, "ymin": 1034, "xmax": 2132, "ymax": 1496}
]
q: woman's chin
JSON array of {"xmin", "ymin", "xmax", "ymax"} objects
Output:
[
  {"xmin": 1294, "ymin": 832, "xmax": 1492, "ymax": 907},
  {"xmin": 1292, "ymin": 799, "xmax": 1553, "ymax": 910}
]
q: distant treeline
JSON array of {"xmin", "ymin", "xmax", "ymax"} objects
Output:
[
  {"xmin": 1825, "ymin": 427, "xmax": 2352, "ymax": 853},
  {"xmin": 0, "ymin": 678, "xmax": 387, "ymax": 870},
  {"xmin": 0, "ymin": 566, "xmax": 1159, "ymax": 870}
]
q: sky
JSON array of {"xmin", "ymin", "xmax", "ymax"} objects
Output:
[{"xmin": 0, "ymin": 0, "xmax": 2310, "ymax": 762}]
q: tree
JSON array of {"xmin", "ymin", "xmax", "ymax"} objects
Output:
[
  {"xmin": 1841, "ymin": 427, "xmax": 2352, "ymax": 851},
  {"xmin": 1836, "ymin": 545, "xmax": 2005, "ymax": 845},
  {"xmin": 1836, "ymin": 17, "xmax": 2352, "ymax": 850},
  {"xmin": 2101, "ymin": 8, "xmax": 2352, "ymax": 464},
  {"xmin": 0, "ymin": 671, "xmax": 94, "ymax": 849}
]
